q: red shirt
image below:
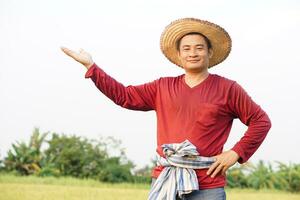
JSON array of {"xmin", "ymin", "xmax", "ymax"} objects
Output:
[{"xmin": 85, "ymin": 63, "xmax": 271, "ymax": 189}]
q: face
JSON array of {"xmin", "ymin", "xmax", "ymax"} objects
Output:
[{"xmin": 177, "ymin": 34, "xmax": 212, "ymax": 72}]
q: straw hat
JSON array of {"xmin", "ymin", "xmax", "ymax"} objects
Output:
[{"xmin": 160, "ymin": 18, "xmax": 232, "ymax": 68}]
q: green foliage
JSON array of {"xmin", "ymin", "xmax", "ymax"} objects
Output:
[
  {"xmin": 3, "ymin": 128, "xmax": 300, "ymax": 191},
  {"xmin": 226, "ymin": 164, "xmax": 249, "ymax": 188},
  {"xmin": 0, "ymin": 154, "xmax": 4, "ymax": 172},
  {"xmin": 99, "ymin": 157, "xmax": 134, "ymax": 183},
  {"xmin": 131, "ymin": 159, "xmax": 155, "ymax": 184},
  {"xmin": 37, "ymin": 163, "xmax": 60, "ymax": 177},
  {"xmin": 43, "ymin": 133, "xmax": 107, "ymax": 178},
  {"xmin": 3, "ymin": 128, "xmax": 48, "ymax": 175},
  {"xmin": 247, "ymin": 160, "xmax": 278, "ymax": 190},
  {"xmin": 275, "ymin": 162, "xmax": 300, "ymax": 192},
  {"xmin": 226, "ymin": 160, "xmax": 300, "ymax": 193},
  {"xmin": 3, "ymin": 128, "xmax": 137, "ymax": 183}
]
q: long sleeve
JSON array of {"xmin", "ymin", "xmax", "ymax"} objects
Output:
[
  {"xmin": 227, "ymin": 82, "xmax": 272, "ymax": 164},
  {"xmin": 85, "ymin": 63, "xmax": 158, "ymax": 111}
]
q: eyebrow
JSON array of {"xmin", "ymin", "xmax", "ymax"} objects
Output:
[{"xmin": 182, "ymin": 44, "xmax": 205, "ymax": 48}]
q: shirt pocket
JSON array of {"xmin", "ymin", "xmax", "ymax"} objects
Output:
[{"xmin": 196, "ymin": 103, "xmax": 221, "ymax": 129}]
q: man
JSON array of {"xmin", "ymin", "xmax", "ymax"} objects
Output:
[{"xmin": 61, "ymin": 18, "xmax": 271, "ymax": 200}]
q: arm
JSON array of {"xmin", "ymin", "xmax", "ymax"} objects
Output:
[
  {"xmin": 61, "ymin": 47, "xmax": 157, "ymax": 111},
  {"xmin": 207, "ymin": 82, "xmax": 271, "ymax": 178},
  {"xmin": 228, "ymin": 82, "xmax": 272, "ymax": 163},
  {"xmin": 85, "ymin": 63, "xmax": 157, "ymax": 111}
]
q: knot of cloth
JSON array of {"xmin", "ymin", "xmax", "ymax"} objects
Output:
[{"xmin": 148, "ymin": 140, "xmax": 216, "ymax": 200}]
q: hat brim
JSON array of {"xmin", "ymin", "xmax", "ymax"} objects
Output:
[{"xmin": 160, "ymin": 18, "xmax": 232, "ymax": 68}]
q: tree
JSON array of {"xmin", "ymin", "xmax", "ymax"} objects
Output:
[
  {"xmin": 226, "ymin": 163, "xmax": 249, "ymax": 188},
  {"xmin": 43, "ymin": 133, "xmax": 107, "ymax": 178},
  {"xmin": 43, "ymin": 133, "xmax": 135, "ymax": 182},
  {"xmin": 3, "ymin": 127, "xmax": 48, "ymax": 175},
  {"xmin": 276, "ymin": 162, "xmax": 300, "ymax": 192}
]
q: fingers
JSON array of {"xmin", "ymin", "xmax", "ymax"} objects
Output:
[
  {"xmin": 207, "ymin": 160, "xmax": 227, "ymax": 178},
  {"xmin": 60, "ymin": 46, "xmax": 70, "ymax": 53},
  {"xmin": 211, "ymin": 164, "xmax": 223, "ymax": 178},
  {"xmin": 61, "ymin": 46, "xmax": 78, "ymax": 58},
  {"xmin": 207, "ymin": 160, "xmax": 219, "ymax": 176},
  {"xmin": 206, "ymin": 150, "xmax": 239, "ymax": 178},
  {"xmin": 207, "ymin": 155, "xmax": 229, "ymax": 178},
  {"xmin": 60, "ymin": 46, "xmax": 93, "ymax": 68},
  {"xmin": 221, "ymin": 166, "xmax": 228, "ymax": 176}
]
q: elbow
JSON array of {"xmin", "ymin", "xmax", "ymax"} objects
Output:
[
  {"xmin": 266, "ymin": 118, "xmax": 272, "ymax": 131},
  {"xmin": 265, "ymin": 113, "xmax": 272, "ymax": 132},
  {"xmin": 251, "ymin": 111, "xmax": 272, "ymax": 133}
]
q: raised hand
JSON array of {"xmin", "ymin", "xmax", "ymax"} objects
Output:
[{"xmin": 61, "ymin": 47, "xmax": 94, "ymax": 69}]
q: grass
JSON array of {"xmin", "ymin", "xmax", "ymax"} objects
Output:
[
  {"xmin": 0, "ymin": 173, "xmax": 149, "ymax": 189},
  {"xmin": 0, "ymin": 174, "xmax": 299, "ymax": 200}
]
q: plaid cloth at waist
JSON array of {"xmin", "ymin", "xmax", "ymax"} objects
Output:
[{"xmin": 148, "ymin": 140, "xmax": 216, "ymax": 200}]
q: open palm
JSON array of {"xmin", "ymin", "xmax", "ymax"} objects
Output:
[{"xmin": 61, "ymin": 47, "xmax": 94, "ymax": 69}]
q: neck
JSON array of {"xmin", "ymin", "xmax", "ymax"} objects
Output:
[
  {"xmin": 184, "ymin": 68, "xmax": 209, "ymax": 80},
  {"xmin": 183, "ymin": 68, "xmax": 209, "ymax": 88}
]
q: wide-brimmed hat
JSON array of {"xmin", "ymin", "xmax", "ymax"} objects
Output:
[{"xmin": 160, "ymin": 18, "xmax": 232, "ymax": 68}]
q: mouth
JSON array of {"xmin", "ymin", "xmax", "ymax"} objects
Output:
[{"xmin": 188, "ymin": 60, "xmax": 200, "ymax": 63}]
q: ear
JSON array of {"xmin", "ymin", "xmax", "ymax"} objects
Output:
[{"xmin": 208, "ymin": 49, "xmax": 213, "ymax": 59}]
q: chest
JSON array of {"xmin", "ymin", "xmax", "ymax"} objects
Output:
[{"xmin": 157, "ymin": 81, "xmax": 229, "ymax": 118}]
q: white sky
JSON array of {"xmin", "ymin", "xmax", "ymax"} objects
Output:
[{"xmin": 1, "ymin": 0, "xmax": 300, "ymax": 168}]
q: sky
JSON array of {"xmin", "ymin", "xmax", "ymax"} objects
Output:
[{"xmin": 1, "ymin": 0, "xmax": 300, "ymax": 168}]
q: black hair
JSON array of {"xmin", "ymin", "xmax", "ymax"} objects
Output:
[{"xmin": 176, "ymin": 32, "xmax": 212, "ymax": 51}]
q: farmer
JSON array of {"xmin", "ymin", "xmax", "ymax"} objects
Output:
[{"xmin": 61, "ymin": 18, "xmax": 271, "ymax": 200}]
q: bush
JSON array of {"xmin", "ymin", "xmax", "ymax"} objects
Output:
[
  {"xmin": 43, "ymin": 133, "xmax": 107, "ymax": 178},
  {"xmin": 99, "ymin": 157, "xmax": 134, "ymax": 183},
  {"xmin": 37, "ymin": 163, "xmax": 60, "ymax": 177},
  {"xmin": 226, "ymin": 164, "xmax": 248, "ymax": 188},
  {"xmin": 3, "ymin": 128, "xmax": 137, "ymax": 183},
  {"xmin": 0, "ymin": 157, "xmax": 4, "ymax": 172},
  {"xmin": 276, "ymin": 162, "xmax": 300, "ymax": 192},
  {"xmin": 246, "ymin": 160, "xmax": 277, "ymax": 190},
  {"xmin": 226, "ymin": 160, "xmax": 300, "ymax": 193},
  {"xmin": 3, "ymin": 128, "xmax": 48, "ymax": 175}
]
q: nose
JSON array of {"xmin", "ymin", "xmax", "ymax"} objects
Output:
[{"xmin": 188, "ymin": 49, "xmax": 198, "ymax": 57}]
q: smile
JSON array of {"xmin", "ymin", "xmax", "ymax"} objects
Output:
[{"xmin": 188, "ymin": 60, "xmax": 200, "ymax": 63}]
